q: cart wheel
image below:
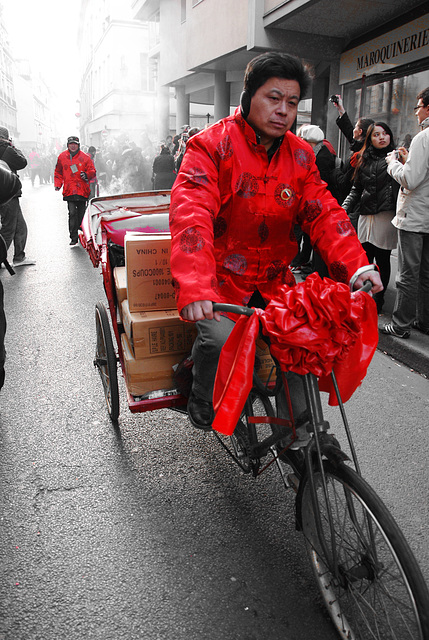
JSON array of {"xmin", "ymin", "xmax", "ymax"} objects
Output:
[{"xmin": 94, "ymin": 301, "xmax": 120, "ymax": 422}]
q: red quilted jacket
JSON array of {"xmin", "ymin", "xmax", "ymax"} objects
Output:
[
  {"xmin": 170, "ymin": 108, "xmax": 369, "ymax": 314},
  {"xmin": 54, "ymin": 149, "xmax": 96, "ymax": 199}
]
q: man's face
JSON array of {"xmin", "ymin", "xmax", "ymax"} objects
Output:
[
  {"xmin": 68, "ymin": 142, "xmax": 79, "ymax": 153},
  {"xmin": 247, "ymin": 77, "xmax": 300, "ymax": 148},
  {"xmin": 415, "ymin": 99, "xmax": 429, "ymax": 125}
]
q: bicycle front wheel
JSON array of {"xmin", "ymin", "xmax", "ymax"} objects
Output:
[{"xmin": 300, "ymin": 461, "xmax": 429, "ymax": 640}]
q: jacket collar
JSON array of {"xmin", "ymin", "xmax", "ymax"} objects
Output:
[{"xmin": 420, "ymin": 116, "xmax": 429, "ymax": 130}]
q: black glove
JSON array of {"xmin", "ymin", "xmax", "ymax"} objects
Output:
[{"xmin": 80, "ymin": 171, "xmax": 87, "ymax": 181}]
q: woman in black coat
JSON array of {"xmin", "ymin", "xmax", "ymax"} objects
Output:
[
  {"xmin": 152, "ymin": 145, "xmax": 176, "ymax": 190},
  {"xmin": 343, "ymin": 122, "xmax": 399, "ymax": 313}
]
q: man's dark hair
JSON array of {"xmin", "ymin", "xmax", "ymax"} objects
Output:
[
  {"xmin": 417, "ymin": 87, "xmax": 429, "ymax": 107},
  {"xmin": 243, "ymin": 52, "xmax": 312, "ymax": 100}
]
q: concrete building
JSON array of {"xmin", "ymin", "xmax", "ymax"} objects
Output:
[
  {"xmin": 132, "ymin": 0, "xmax": 428, "ymax": 155},
  {"xmin": 0, "ymin": 17, "xmax": 18, "ymax": 140},
  {"xmin": 78, "ymin": 0, "xmax": 158, "ymax": 150}
]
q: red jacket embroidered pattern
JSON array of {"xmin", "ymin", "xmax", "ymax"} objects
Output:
[
  {"xmin": 170, "ymin": 108, "xmax": 369, "ymax": 314},
  {"xmin": 54, "ymin": 150, "xmax": 96, "ymax": 199}
]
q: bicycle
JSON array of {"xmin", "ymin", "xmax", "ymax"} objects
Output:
[{"xmin": 207, "ymin": 296, "xmax": 429, "ymax": 640}]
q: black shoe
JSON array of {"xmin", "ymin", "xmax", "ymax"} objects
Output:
[
  {"xmin": 412, "ymin": 320, "xmax": 429, "ymax": 335},
  {"xmin": 70, "ymin": 240, "xmax": 78, "ymax": 246},
  {"xmin": 187, "ymin": 391, "xmax": 214, "ymax": 431}
]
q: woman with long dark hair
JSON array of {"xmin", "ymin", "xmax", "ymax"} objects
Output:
[{"xmin": 343, "ymin": 122, "xmax": 399, "ymax": 313}]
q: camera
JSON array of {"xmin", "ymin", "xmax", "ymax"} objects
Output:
[{"xmin": 329, "ymin": 95, "xmax": 339, "ymax": 105}]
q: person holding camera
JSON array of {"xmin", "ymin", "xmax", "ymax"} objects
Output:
[
  {"xmin": 0, "ymin": 127, "xmax": 35, "ymax": 268},
  {"xmin": 54, "ymin": 136, "xmax": 96, "ymax": 246}
]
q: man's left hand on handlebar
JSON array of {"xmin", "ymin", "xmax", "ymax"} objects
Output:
[{"xmin": 353, "ymin": 270, "xmax": 383, "ymax": 293}]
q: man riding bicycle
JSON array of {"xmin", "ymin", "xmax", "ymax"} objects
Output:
[{"xmin": 169, "ymin": 52, "xmax": 382, "ymax": 435}]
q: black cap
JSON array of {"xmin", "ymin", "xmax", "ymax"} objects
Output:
[{"xmin": 67, "ymin": 136, "xmax": 79, "ymax": 145}]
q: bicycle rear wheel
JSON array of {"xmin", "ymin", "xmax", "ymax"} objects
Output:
[
  {"xmin": 94, "ymin": 301, "xmax": 120, "ymax": 422},
  {"xmin": 300, "ymin": 460, "xmax": 429, "ymax": 640}
]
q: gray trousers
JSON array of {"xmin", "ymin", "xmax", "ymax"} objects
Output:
[
  {"xmin": 191, "ymin": 315, "xmax": 306, "ymax": 420},
  {"xmin": 392, "ymin": 229, "xmax": 429, "ymax": 331}
]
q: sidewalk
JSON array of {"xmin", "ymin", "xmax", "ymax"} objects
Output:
[{"xmin": 376, "ymin": 249, "xmax": 429, "ymax": 378}]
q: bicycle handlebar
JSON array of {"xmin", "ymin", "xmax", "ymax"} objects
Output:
[{"xmin": 212, "ymin": 281, "xmax": 373, "ymax": 317}]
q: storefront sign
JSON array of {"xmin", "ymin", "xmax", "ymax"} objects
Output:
[{"xmin": 339, "ymin": 15, "xmax": 429, "ymax": 84}]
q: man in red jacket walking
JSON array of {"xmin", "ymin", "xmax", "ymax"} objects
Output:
[{"xmin": 54, "ymin": 136, "xmax": 96, "ymax": 246}]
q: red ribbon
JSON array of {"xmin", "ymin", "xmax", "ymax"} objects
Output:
[{"xmin": 212, "ymin": 274, "xmax": 378, "ymax": 436}]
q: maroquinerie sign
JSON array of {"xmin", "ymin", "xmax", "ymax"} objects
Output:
[{"xmin": 339, "ymin": 15, "xmax": 429, "ymax": 84}]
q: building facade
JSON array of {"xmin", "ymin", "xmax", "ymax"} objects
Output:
[
  {"xmin": 132, "ymin": 0, "xmax": 428, "ymax": 155},
  {"xmin": 78, "ymin": 0, "xmax": 158, "ymax": 149}
]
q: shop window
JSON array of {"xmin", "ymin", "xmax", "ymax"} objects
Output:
[{"xmin": 341, "ymin": 66, "xmax": 429, "ymax": 157}]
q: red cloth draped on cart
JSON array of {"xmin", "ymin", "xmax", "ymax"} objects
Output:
[{"xmin": 212, "ymin": 273, "xmax": 378, "ymax": 436}]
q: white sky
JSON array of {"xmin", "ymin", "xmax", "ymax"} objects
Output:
[{"xmin": 3, "ymin": 0, "xmax": 82, "ymax": 135}]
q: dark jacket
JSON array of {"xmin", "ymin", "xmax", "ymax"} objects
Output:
[
  {"xmin": 152, "ymin": 150, "xmax": 175, "ymax": 190},
  {"xmin": 0, "ymin": 141, "xmax": 27, "ymax": 198},
  {"xmin": 342, "ymin": 147, "xmax": 399, "ymax": 216},
  {"xmin": 315, "ymin": 143, "xmax": 341, "ymax": 203}
]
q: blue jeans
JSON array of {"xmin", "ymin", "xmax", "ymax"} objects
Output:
[
  {"xmin": 392, "ymin": 230, "xmax": 429, "ymax": 331},
  {"xmin": 0, "ymin": 197, "xmax": 28, "ymax": 262}
]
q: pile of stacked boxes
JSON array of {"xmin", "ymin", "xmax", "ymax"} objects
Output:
[{"xmin": 114, "ymin": 233, "xmax": 197, "ymax": 399}]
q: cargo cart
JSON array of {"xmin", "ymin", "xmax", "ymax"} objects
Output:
[{"xmin": 80, "ymin": 191, "xmax": 188, "ymax": 421}]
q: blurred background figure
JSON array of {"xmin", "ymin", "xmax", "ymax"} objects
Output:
[
  {"xmin": 87, "ymin": 146, "xmax": 99, "ymax": 199},
  {"xmin": 0, "ymin": 127, "xmax": 35, "ymax": 268},
  {"xmin": 28, "ymin": 148, "xmax": 42, "ymax": 187},
  {"xmin": 152, "ymin": 144, "xmax": 175, "ymax": 190}
]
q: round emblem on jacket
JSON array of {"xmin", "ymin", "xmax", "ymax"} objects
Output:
[
  {"xmin": 187, "ymin": 167, "xmax": 209, "ymax": 185},
  {"xmin": 274, "ymin": 183, "xmax": 295, "ymax": 207},
  {"xmin": 235, "ymin": 172, "xmax": 258, "ymax": 198},
  {"xmin": 294, "ymin": 148, "xmax": 312, "ymax": 169},
  {"xmin": 266, "ymin": 260, "xmax": 287, "ymax": 281},
  {"xmin": 336, "ymin": 219, "xmax": 355, "ymax": 236},
  {"xmin": 180, "ymin": 227, "xmax": 205, "ymax": 253},
  {"xmin": 297, "ymin": 199, "xmax": 323, "ymax": 225},
  {"xmin": 329, "ymin": 261, "xmax": 348, "ymax": 283},
  {"xmin": 216, "ymin": 136, "xmax": 233, "ymax": 160},
  {"xmin": 223, "ymin": 254, "xmax": 247, "ymax": 275}
]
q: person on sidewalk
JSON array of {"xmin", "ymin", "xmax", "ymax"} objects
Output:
[
  {"xmin": 342, "ymin": 122, "xmax": 399, "ymax": 314},
  {"xmin": 0, "ymin": 127, "xmax": 35, "ymax": 268},
  {"xmin": 170, "ymin": 52, "xmax": 382, "ymax": 434},
  {"xmin": 54, "ymin": 136, "xmax": 96, "ymax": 246},
  {"xmin": 381, "ymin": 87, "xmax": 429, "ymax": 339}
]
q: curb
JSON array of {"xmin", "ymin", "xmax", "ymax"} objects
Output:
[{"xmin": 377, "ymin": 313, "xmax": 429, "ymax": 378}]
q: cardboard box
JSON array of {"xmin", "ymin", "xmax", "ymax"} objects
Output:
[
  {"xmin": 121, "ymin": 300, "xmax": 196, "ymax": 359},
  {"xmin": 113, "ymin": 267, "xmax": 127, "ymax": 307},
  {"xmin": 125, "ymin": 233, "xmax": 176, "ymax": 312},
  {"xmin": 121, "ymin": 333, "xmax": 179, "ymax": 397},
  {"xmin": 255, "ymin": 338, "xmax": 276, "ymax": 383}
]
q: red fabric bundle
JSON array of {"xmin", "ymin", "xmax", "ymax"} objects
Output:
[{"xmin": 212, "ymin": 273, "xmax": 378, "ymax": 436}]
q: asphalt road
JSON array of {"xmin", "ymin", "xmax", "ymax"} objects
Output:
[{"xmin": 0, "ymin": 181, "xmax": 428, "ymax": 640}]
